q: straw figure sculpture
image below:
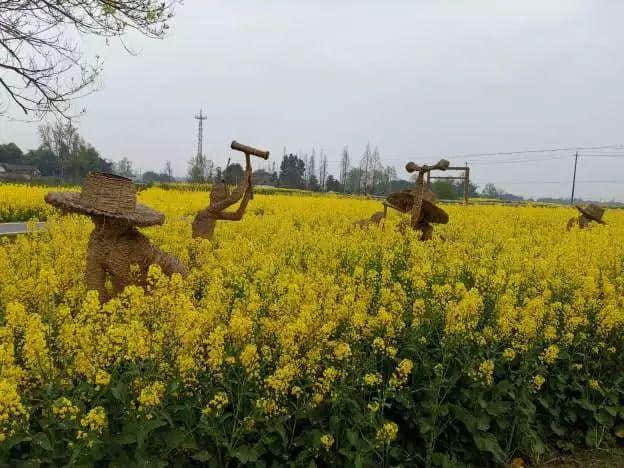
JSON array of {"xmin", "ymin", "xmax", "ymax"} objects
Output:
[
  {"xmin": 192, "ymin": 155, "xmax": 253, "ymax": 240},
  {"xmin": 352, "ymin": 184, "xmax": 446, "ymax": 237},
  {"xmin": 352, "ymin": 210, "xmax": 385, "ymax": 229},
  {"xmin": 364, "ymin": 159, "xmax": 449, "ymax": 240},
  {"xmin": 385, "ymin": 186, "xmax": 448, "ymax": 240},
  {"xmin": 45, "ymin": 173, "xmax": 188, "ymax": 302},
  {"xmin": 566, "ymin": 204, "xmax": 606, "ymax": 231}
]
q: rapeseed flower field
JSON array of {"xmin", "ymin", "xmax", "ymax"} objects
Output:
[{"xmin": 0, "ymin": 185, "xmax": 623, "ymax": 466}]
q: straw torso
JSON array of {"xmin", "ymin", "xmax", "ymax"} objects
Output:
[{"xmin": 87, "ymin": 222, "xmax": 188, "ymax": 301}]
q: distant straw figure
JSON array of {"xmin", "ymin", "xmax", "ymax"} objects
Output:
[
  {"xmin": 352, "ymin": 184, "xmax": 447, "ymax": 238},
  {"xmin": 192, "ymin": 141, "xmax": 269, "ymax": 240},
  {"xmin": 395, "ymin": 159, "xmax": 450, "ymax": 240},
  {"xmin": 352, "ymin": 210, "xmax": 385, "ymax": 229},
  {"xmin": 45, "ymin": 172, "xmax": 188, "ymax": 302},
  {"xmin": 192, "ymin": 161, "xmax": 252, "ymax": 239},
  {"xmin": 566, "ymin": 204, "xmax": 606, "ymax": 231},
  {"xmin": 385, "ymin": 185, "xmax": 448, "ymax": 240}
]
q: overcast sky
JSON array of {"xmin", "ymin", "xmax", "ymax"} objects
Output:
[{"xmin": 2, "ymin": 0, "xmax": 624, "ymax": 200}]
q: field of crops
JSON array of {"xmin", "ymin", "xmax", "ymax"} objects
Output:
[{"xmin": 1, "ymin": 184, "xmax": 623, "ymax": 466}]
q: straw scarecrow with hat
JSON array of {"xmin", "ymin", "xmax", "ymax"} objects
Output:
[
  {"xmin": 361, "ymin": 159, "xmax": 451, "ymax": 240},
  {"xmin": 45, "ymin": 172, "xmax": 188, "ymax": 302},
  {"xmin": 567, "ymin": 204, "xmax": 606, "ymax": 231},
  {"xmin": 385, "ymin": 184, "xmax": 448, "ymax": 240},
  {"xmin": 352, "ymin": 183, "xmax": 448, "ymax": 239},
  {"xmin": 191, "ymin": 155, "xmax": 253, "ymax": 240}
]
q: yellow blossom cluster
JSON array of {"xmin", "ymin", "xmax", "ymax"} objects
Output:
[
  {"xmin": 138, "ymin": 381, "xmax": 166, "ymax": 409},
  {"xmin": 52, "ymin": 397, "xmax": 80, "ymax": 421},
  {"xmin": 80, "ymin": 406, "xmax": 107, "ymax": 434},
  {"xmin": 0, "ymin": 185, "xmax": 623, "ymax": 462},
  {"xmin": 376, "ymin": 421, "xmax": 399, "ymax": 446},
  {"xmin": 202, "ymin": 391, "xmax": 229, "ymax": 416}
]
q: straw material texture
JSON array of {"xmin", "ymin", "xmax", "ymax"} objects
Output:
[
  {"xmin": 45, "ymin": 172, "xmax": 164, "ymax": 227},
  {"xmin": 575, "ymin": 204, "xmax": 606, "ymax": 224},
  {"xmin": 386, "ymin": 190, "xmax": 449, "ymax": 224}
]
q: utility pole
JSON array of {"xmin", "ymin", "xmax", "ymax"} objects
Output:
[
  {"xmin": 464, "ymin": 161, "xmax": 470, "ymax": 205},
  {"xmin": 194, "ymin": 109, "xmax": 207, "ymax": 158},
  {"xmin": 570, "ymin": 152, "xmax": 578, "ymax": 205}
]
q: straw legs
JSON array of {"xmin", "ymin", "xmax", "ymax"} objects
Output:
[
  {"xmin": 566, "ymin": 215, "xmax": 593, "ymax": 231},
  {"xmin": 87, "ymin": 217, "xmax": 188, "ymax": 302},
  {"xmin": 352, "ymin": 211, "xmax": 385, "ymax": 229}
]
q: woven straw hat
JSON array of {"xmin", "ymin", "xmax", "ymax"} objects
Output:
[
  {"xmin": 575, "ymin": 204, "xmax": 606, "ymax": 224},
  {"xmin": 45, "ymin": 172, "xmax": 164, "ymax": 227},
  {"xmin": 386, "ymin": 189, "xmax": 449, "ymax": 224}
]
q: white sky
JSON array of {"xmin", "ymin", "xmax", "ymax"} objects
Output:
[{"xmin": 1, "ymin": 0, "xmax": 624, "ymax": 200}]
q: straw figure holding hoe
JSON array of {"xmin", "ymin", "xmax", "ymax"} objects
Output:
[
  {"xmin": 192, "ymin": 141, "xmax": 270, "ymax": 240},
  {"xmin": 45, "ymin": 172, "xmax": 188, "ymax": 303},
  {"xmin": 566, "ymin": 204, "xmax": 606, "ymax": 231},
  {"xmin": 354, "ymin": 159, "xmax": 450, "ymax": 241}
]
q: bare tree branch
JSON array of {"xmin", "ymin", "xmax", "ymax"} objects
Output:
[{"xmin": 0, "ymin": 0, "xmax": 178, "ymax": 119}]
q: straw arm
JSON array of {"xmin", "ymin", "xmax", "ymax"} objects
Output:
[
  {"xmin": 209, "ymin": 166, "xmax": 252, "ymax": 212},
  {"xmin": 218, "ymin": 187, "xmax": 252, "ymax": 221},
  {"xmin": 566, "ymin": 217, "xmax": 577, "ymax": 231},
  {"xmin": 151, "ymin": 247, "xmax": 189, "ymax": 277}
]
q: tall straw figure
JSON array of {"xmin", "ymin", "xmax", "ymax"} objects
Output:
[
  {"xmin": 566, "ymin": 204, "xmax": 606, "ymax": 230},
  {"xmin": 192, "ymin": 141, "xmax": 269, "ymax": 240}
]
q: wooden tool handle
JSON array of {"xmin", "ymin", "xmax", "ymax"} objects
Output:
[{"xmin": 231, "ymin": 141, "xmax": 270, "ymax": 159}]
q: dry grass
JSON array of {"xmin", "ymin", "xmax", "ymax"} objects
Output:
[{"xmin": 537, "ymin": 448, "xmax": 624, "ymax": 467}]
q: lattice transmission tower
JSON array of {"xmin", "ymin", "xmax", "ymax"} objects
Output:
[{"xmin": 194, "ymin": 109, "xmax": 207, "ymax": 158}]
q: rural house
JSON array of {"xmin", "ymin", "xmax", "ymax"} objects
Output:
[{"xmin": 0, "ymin": 163, "xmax": 41, "ymax": 181}]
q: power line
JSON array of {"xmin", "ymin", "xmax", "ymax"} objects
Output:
[
  {"xmin": 318, "ymin": 144, "xmax": 624, "ymax": 166},
  {"xmin": 471, "ymin": 179, "xmax": 624, "ymax": 185}
]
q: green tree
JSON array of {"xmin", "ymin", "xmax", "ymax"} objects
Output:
[
  {"xmin": 325, "ymin": 175, "xmax": 342, "ymax": 192},
  {"xmin": 224, "ymin": 163, "xmax": 244, "ymax": 185},
  {"xmin": 279, "ymin": 154, "xmax": 306, "ymax": 189},
  {"xmin": 482, "ymin": 183, "xmax": 503, "ymax": 199},
  {"xmin": 308, "ymin": 174, "xmax": 320, "ymax": 192},
  {"xmin": 36, "ymin": 121, "xmax": 111, "ymax": 179},
  {"xmin": 23, "ymin": 148, "xmax": 56, "ymax": 176},
  {"xmin": 431, "ymin": 180, "xmax": 458, "ymax": 200},
  {"xmin": 142, "ymin": 171, "xmax": 168, "ymax": 183},
  {"xmin": 0, "ymin": 143, "xmax": 23, "ymax": 164},
  {"xmin": 114, "ymin": 157, "xmax": 134, "ymax": 179}
]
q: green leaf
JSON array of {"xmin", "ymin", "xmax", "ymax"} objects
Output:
[
  {"xmin": 346, "ymin": 429, "xmax": 358, "ymax": 447},
  {"xmin": 111, "ymin": 381, "xmax": 127, "ymax": 401},
  {"xmin": 137, "ymin": 418, "xmax": 167, "ymax": 449},
  {"xmin": 550, "ymin": 421, "xmax": 566, "ymax": 437},
  {"xmin": 605, "ymin": 406, "xmax": 618, "ymax": 417},
  {"xmin": 234, "ymin": 445, "xmax": 261, "ymax": 463},
  {"xmin": 473, "ymin": 433, "xmax": 505, "ymax": 464},
  {"xmin": 565, "ymin": 410, "xmax": 577, "ymax": 424},
  {"xmin": 585, "ymin": 428, "xmax": 600, "ymax": 448},
  {"xmin": 595, "ymin": 409, "xmax": 614, "ymax": 426},
  {"xmin": 3, "ymin": 435, "xmax": 31, "ymax": 451},
  {"xmin": 614, "ymin": 425, "xmax": 624, "ymax": 438},
  {"xmin": 164, "ymin": 429, "xmax": 187, "ymax": 450},
  {"xmin": 477, "ymin": 415, "xmax": 490, "ymax": 431},
  {"xmin": 32, "ymin": 432, "xmax": 52, "ymax": 451},
  {"xmin": 191, "ymin": 451, "xmax": 213, "ymax": 462}
]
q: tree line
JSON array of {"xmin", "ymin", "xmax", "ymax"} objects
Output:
[
  {"xmin": 0, "ymin": 129, "xmax": 523, "ymax": 202},
  {"xmin": 0, "ymin": 122, "xmax": 111, "ymax": 181},
  {"xmin": 0, "ymin": 122, "xmax": 171, "ymax": 184}
]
